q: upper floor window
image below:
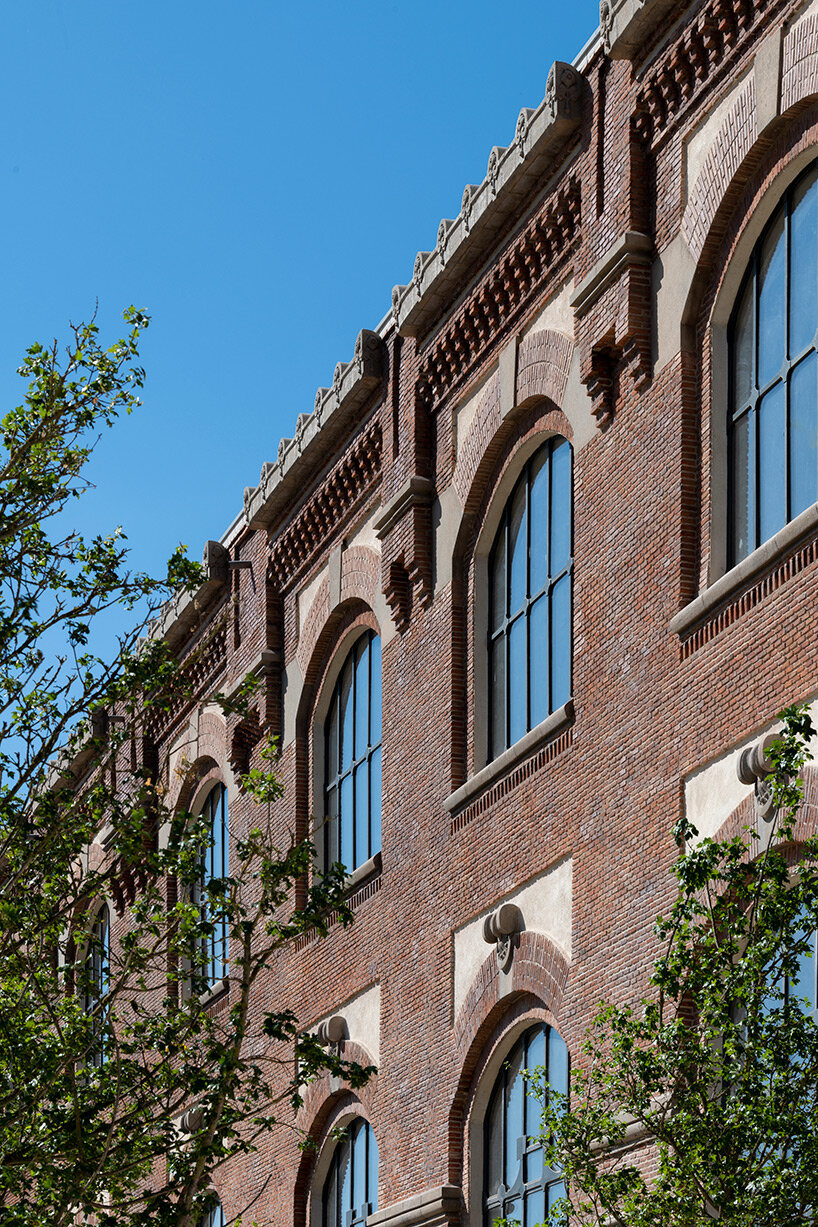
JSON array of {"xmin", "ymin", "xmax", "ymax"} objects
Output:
[
  {"xmin": 323, "ymin": 631, "xmax": 382, "ymax": 875},
  {"xmin": 322, "ymin": 1117, "xmax": 378, "ymax": 1227},
  {"xmin": 729, "ymin": 161, "xmax": 818, "ymax": 564},
  {"xmin": 484, "ymin": 1023, "xmax": 568, "ymax": 1227},
  {"xmin": 195, "ymin": 782, "xmax": 229, "ymax": 987},
  {"xmin": 200, "ymin": 1199, "xmax": 225, "ymax": 1227},
  {"xmin": 488, "ymin": 438, "xmax": 572, "ymax": 759},
  {"xmin": 83, "ymin": 903, "xmax": 110, "ymax": 1067}
]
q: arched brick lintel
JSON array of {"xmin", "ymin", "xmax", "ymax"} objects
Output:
[
  {"xmin": 453, "ymin": 931, "xmax": 569, "ymax": 1061},
  {"xmin": 296, "ymin": 545, "xmax": 381, "ymax": 680},
  {"xmin": 682, "ymin": 26, "xmax": 818, "ymax": 266},
  {"xmin": 293, "ymin": 1040, "xmax": 379, "ymax": 1227},
  {"xmin": 452, "ymin": 329, "xmax": 574, "ymax": 509},
  {"xmin": 713, "ymin": 763, "xmax": 818, "ymax": 848}
]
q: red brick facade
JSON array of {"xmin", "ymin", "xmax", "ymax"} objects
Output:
[{"xmin": 141, "ymin": 1, "xmax": 818, "ymax": 1221}]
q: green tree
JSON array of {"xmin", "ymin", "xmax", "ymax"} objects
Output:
[
  {"xmin": 536, "ymin": 705, "xmax": 818, "ymax": 1227},
  {"xmin": 0, "ymin": 311, "xmax": 370, "ymax": 1225}
]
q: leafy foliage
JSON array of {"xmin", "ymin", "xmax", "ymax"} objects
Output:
[
  {"xmin": 0, "ymin": 313, "xmax": 370, "ymax": 1225},
  {"xmin": 536, "ymin": 705, "xmax": 818, "ymax": 1227}
]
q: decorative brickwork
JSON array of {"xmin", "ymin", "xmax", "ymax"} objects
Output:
[
  {"xmin": 782, "ymin": 13, "xmax": 818, "ymax": 112},
  {"xmin": 416, "ymin": 180, "xmax": 581, "ymax": 414},
  {"xmin": 683, "ymin": 78, "xmax": 757, "ymax": 260},
  {"xmin": 268, "ymin": 422, "xmax": 382, "ymax": 591}
]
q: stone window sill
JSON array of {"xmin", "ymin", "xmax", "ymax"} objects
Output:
[
  {"xmin": 443, "ymin": 699, "xmax": 574, "ymax": 813},
  {"xmin": 199, "ymin": 977, "xmax": 228, "ymax": 1008},
  {"xmin": 669, "ymin": 502, "xmax": 818, "ymax": 637},
  {"xmin": 345, "ymin": 851, "xmax": 382, "ymax": 893}
]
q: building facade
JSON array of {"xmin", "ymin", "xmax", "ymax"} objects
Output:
[{"xmin": 144, "ymin": 0, "xmax": 818, "ymax": 1221}]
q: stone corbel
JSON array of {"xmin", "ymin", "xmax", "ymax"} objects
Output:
[
  {"xmin": 737, "ymin": 733, "xmax": 781, "ymax": 821},
  {"xmin": 483, "ymin": 903, "xmax": 524, "ymax": 973},
  {"xmin": 374, "ymin": 476, "xmax": 435, "ymax": 630},
  {"xmin": 315, "ymin": 1015, "xmax": 347, "ymax": 1048}
]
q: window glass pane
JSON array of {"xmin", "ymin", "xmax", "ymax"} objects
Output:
[
  {"xmin": 353, "ymin": 761, "xmax": 369, "ymax": 867},
  {"xmin": 325, "ymin": 786, "xmax": 339, "ymax": 868},
  {"xmin": 792, "ymin": 919, "xmax": 816, "ymax": 1014},
  {"xmin": 339, "ymin": 661, "xmax": 353, "ymax": 772},
  {"xmin": 758, "ymin": 204, "xmax": 786, "ymax": 388},
  {"xmin": 369, "ymin": 634, "xmax": 382, "ymax": 746},
  {"xmin": 548, "ymin": 1180, "xmax": 567, "ymax": 1221},
  {"xmin": 505, "ymin": 1043, "xmax": 524, "ymax": 1189},
  {"xmin": 354, "ymin": 639, "xmax": 368, "ymax": 760},
  {"xmin": 524, "ymin": 1027, "xmax": 546, "ymax": 1134},
  {"xmin": 486, "ymin": 1084, "xmax": 503, "ymax": 1196},
  {"xmin": 758, "ymin": 380, "xmax": 787, "ymax": 542},
  {"xmin": 525, "ymin": 1145, "xmax": 543, "ymax": 1184},
  {"xmin": 790, "ymin": 168, "xmax": 818, "ymax": 357},
  {"xmin": 490, "ymin": 635, "xmax": 506, "ymax": 758},
  {"xmin": 369, "ymin": 747, "xmax": 382, "ymax": 858},
  {"xmin": 508, "ymin": 478, "xmax": 527, "ymax": 616},
  {"xmin": 491, "ymin": 529, "xmax": 507, "ymax": 632},
  {"xmin": 340, "ymin": 774, "xmax": 353, "ymax": 872},
  {"xmin": 326, "ymin": 698, "xmax": 339, "ymax": 784},
  {"xmin": 529, "ymin": 447, "xmax": 549, "ymax": 597},
  {"xmin": 549, "ymin": 440, "xmax": 571, "ymax": 577},
  {"xmin": 529, "ymin": 596, "xmax": 548, "ymax": 730},
  {"xmin": 525, "ymin": 1187, "xmax": 545, "ymax": 1227},
  {"xmin": 352, "ymin": 1120, "xmax": 366, "ymax": 1213},
  {"xmin": 732, "ymin": 273, "xmax": 755, "ymax": 407},
  {"xmin": 551, "ymin": 574, "xmax": 571, "ymax": 712},
  {"xmin": 368, "ymin": 1124, "xmax": 379, "ymax": 1212},
  {"xmin": 731, "ymin": 410, "xmax": 754, "ymax": 562},
  {"xmin": 338, "ymin": 1138, "xmax": 352, "ymax": 1215},
  {"xmin": 508, "ymin": 615, "xmax": 527, "ymax": 747},
  {"xmin": 324, "ymin": 1163, "xmax": 338, "ymax": 1227},
  {"xmin": 504, "ymin": 1196, "xmax": 522, "ymax": 1226},
  {"xmin": 790, "ymin": 350, "xmax": 818, "ymax": 518},
  {"xmin": 548, "ymin": 1029, "xmax": 569, "ymax": 1099}
]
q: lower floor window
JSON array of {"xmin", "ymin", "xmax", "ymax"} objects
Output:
[
  {"xmin": 484, "ymin": 1023, "xmax": 568, "ymax": 1226},
  {"xmin": 322, "ymin": 1118, "xmax": 378, "ymax": 1227}
]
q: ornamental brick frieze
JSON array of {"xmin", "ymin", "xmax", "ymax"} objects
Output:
[
  {"xmin": 266, "ymin": 421, "xmax": 382, "ymax": 592},
  {"xmin": 632, "ymin": 0, "xmax": 791, "ymax": 148},
  {"xmin": 415, "ymin": 178, "xmax": 581, "ymax": 415}
]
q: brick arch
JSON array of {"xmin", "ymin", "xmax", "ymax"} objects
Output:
[
  {"xmin": 453, "ymin": 331, "xmax": 574, "ymax": 508},
  {"xmin": 296, "ymin": 545, "xmax": 381, "ymax": 678},
  {"xmin": 453, "ymin": 931, "xmax": 569, "ymax": 1061},
  {"xmin": 516, "ymin": 329, "xmax": 574, "ymax": 411},
  {"xmin": 713, "ymin": 763, "xmax": 818, "ymax": 847},
  {"xmin": 166, "ymin": 709, "xmax": 229, "ymax": 812},
  {"xmin": 293, "ymin": 1040, "xmax": 379, "ymax": 1227},
  {"xmin": 782, "ymin": 13, "xmax": 818, "ymax": 115}
]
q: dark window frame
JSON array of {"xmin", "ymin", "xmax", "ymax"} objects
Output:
[
  {"xmin": 322, "ymin": 630, "xmax": 382, "ymax": 876},
  {"xmin": 483, "ymin": 1023, "xmax": 569, "ymax": 1227},
  {"xmin": 195, "ymin": 782, "xmax": 229, "ymax": 988},
  {"xmin": 321, "ymin": 1117, "xmax": 378, "ymax": 1227},
  {"xmin": 83, "ymin": 902, "xmax": 110, "ymax": 1068},
  {"xmin": 487, "ymin": 437, "xmax": 573, "ymax": 761},
  {"xmin": 727, "ymin": 159, "xmax": 818, "ymax": 565}
]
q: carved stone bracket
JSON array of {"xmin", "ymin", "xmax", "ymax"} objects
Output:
[
  {"xmin": 374, "ymin": 476, "xmax": 435, "ymax": 631},
  {"xmin": 737, "ymin": 732, "xmax": 781, "ymax": 821},
  {"xmin": 483, "ymin": 903, "xmax": 524, "ymax": 973}
]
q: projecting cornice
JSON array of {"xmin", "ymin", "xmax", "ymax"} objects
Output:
[
  {"xmin": 391, "ymin": 61, "xmax": 586, "ymax": 340},
  {"xmin": 599, "ymin": 0, "xmax": 688, "ymax": 60}
]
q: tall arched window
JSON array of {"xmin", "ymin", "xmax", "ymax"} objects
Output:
[
  {"xmin": 488, "ymin": 437, "xmax": 573, "ymax": 759},
  {"xmin": 200, "ymin": 1198, "xmax": 225, "ymax": 1227},
  {"xmin": 323, "ymin": 631, "xmax": 382, "ymax": 875},
  {"xmin": 84, "ymin": 903, "xmax": 110, "ymax": 1068},
  {"xmin": 322, "ymin": 1118, "xmax": 378, "ymax": 1227},
  {"xmin": 196, "ymin": 782, "xmax": 229, "ymax": 987},
  {"xmin": 484, "ymin": 1023, "xmax": 568, "ymax": 1227},
  {"xmin": 729, "ymin": 160, "xmax": 818, "ymax": 565}
]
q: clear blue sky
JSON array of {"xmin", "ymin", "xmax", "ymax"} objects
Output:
[{"xmin": 1, "ymin": 1, "xmax": 599, "ymax": 586}]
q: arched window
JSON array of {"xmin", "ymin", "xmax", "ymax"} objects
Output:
[
  {"xmin": 729, "ymin": 160, "xmax": 818, "ymax": 565},
  {"xmin": 484, "ymin": 1023, "xmax": 568, "ymax": 1227},
  {"xmin": 196, "ymin": 782, "xmax": 229, "ymax": 987},
  {"xmin": 322, "ymin": 1118, "xmax": 378, "ymax": 1227},
  {"xmin": 488, "ymin": 438, "xmax": 572, "ymax": 759},
  {"xmin": 84, "ymin": 903, "xmax": 110, "ymax": 1067},
  {"xmin": 200, "ymin": 1198, "xmax": 225, "ymax": 1227},
  {"xmin": 323, "ymin": 631, "xmax": 382, "ymax": 875}
]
